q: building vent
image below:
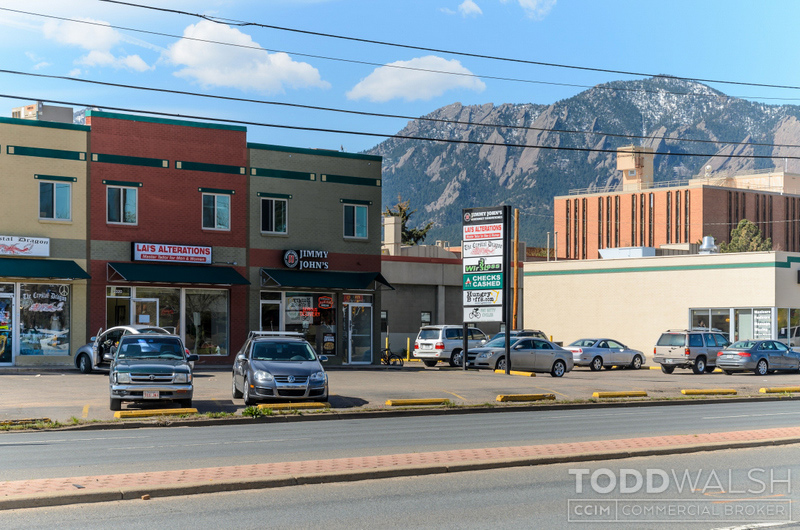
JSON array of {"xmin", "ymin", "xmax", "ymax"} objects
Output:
[{"xmin": 698, "ymin": 236, "xmax": 719, "ymax": 254}]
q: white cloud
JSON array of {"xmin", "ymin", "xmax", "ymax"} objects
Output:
[
  {"xmin": 42, "ymin": 17, "xmax": 153, "ymax": 72},
  {"xmin": 68, "ymin": 69, "xmax": 82, "ymax": 77},
  {"xmin": 459, "ymin": 0, "xmax": 483, "ymax": 17},
  {"xmin": 32, "ymin": 62, "xmax": 51, "ymax": 70},
  {"xmin": 513, "ymin": 0, "xmax": 557, "ymax": 20},
  {"xmin": 164, "ymin": 20, "xmax": 330, "ymax": 94},
  {"xmin": 346, "ymin": 55, "xmax": 485, "ymax": 103}
]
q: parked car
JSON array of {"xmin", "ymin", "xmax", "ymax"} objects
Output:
[
  {"xmin": 565, "ymin": 338, "xmax": 644, "ymax": 371},
  {"xmin": 109, "ymin": 333, "xmax": 198, "ymax": 411},
  {"xmin": 75, "ymin": 325, "xmax": 172, "ymax": 374},
  {"xmin": 652, "ymin": 329, "xmax": 730, "ymax": 374},
  {"xmin": 490, "ymin": 329, "xmax": 548, "ymax": 341},
  {"xmin": 413, "ymin": 325, "xmax": 487, "ymax": 367},
  {"xmin": 231, "ymin": 331, "xmax": 329, "ymax": 405},
  {"xmin": 469, "ymin": 336, "xmax": 573, "ymax": 377},
  {"xmin": 716, "ymin": 339, "xmax": 800, "ymax": 375}
]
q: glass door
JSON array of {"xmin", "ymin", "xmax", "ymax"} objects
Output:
[
  {"xmin": 0, "ymin": 293, "xmax": 13, "ymax": 364},
  {"xmin": 346, "ymin": 303, "xmax": 372, "ymax": 364},
  {"xmin": 131, "ymin": 298, "xmax": 159, "ymax": 327},
  {"xmin": 260, "ymin": 299, "xmax": 282, "ymax": 331}
]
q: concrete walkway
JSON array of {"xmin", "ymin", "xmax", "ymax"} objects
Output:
[{"xmin": 3, "ymin": 425, "xmax": 800, "ymax": 510}]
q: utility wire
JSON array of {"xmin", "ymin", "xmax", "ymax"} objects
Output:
[
  {"xmin": 5, "ymin": 92, "xmax": 800, "ymax": 161},
  {"xmin": 7, "ymin": 68, "xmax": 800, "ymax": 151},
  {"xmin": 6, "ymin": 6, "xmax": 800, "ymax": 104},
  {"xmin": 99, "ymin": 0, "xmax": 800, "ymax": 93}
]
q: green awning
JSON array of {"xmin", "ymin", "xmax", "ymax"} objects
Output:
[
  {"xmin": 109, "ymin": 262, "xmax": 249, "ymax": 285},
  {"xmin": 261, "ymin": 268, "xmax": 393, "ymax": 290},
  {"xmin": 0, "ymin": 257, "xmax": 90, "ymax": 279}
]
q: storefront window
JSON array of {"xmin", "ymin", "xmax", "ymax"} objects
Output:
[
  {"xmin": 285, "ymin": 292, "xmax": 336, "ymax": 356},
  {"xmin": 734, "ymin": 309, "xmax": 752, "ymax": 342},
  {"xmin": 19, "ymin": 283, "xmax": 70, "ymax": 356},
  {"xmin": 136, "ymin": 287, "xmax": 181, "ymax": 334},
  {"xmin": 711, "ymin": 309, "xmax": 730, "ymax": 337},
  {"xmin": 753, "ymin": 308, "xmax": 772, "ymax": 340},
  {"xmin": 185, "ymin": 289, "xmax": 228, "ymax": 356},
  {"xmin": 260, "ymin": 291, "xmax": 281, "ymax": 332},
  {"xmin": 779, "ymin": 308, "xmax": 789, "ymax": 341},
  {"xmin": 691, "ymin": 309, "xmax": 710, "ymax": 330},
  {"xmin": 106, "ymin": 286, "xmax": 131, "ymax": 328}
]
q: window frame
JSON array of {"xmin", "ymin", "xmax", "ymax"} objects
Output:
[
  {"xmin": 343, "ymin": 203, "xmax": 368, "ymax": 239},
  {"xmin": 202, "ymin": 193, "xmax": 231, "ymax": 231},
  {"xmin": 106, "ymin": 185, "xmax": 138, "ymax": 225},
  {"xmin": 260, "ymin": 197, "xmax": 288, "ymax": 235},
  {"xmin": 38, "ymin": 180, "xmax": 72, "ymax": 221}
]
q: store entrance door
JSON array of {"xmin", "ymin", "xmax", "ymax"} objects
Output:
[
  {"xmin": 345, "ymin": 303, "xmax": 372, "ymax": 364},
  {"xmin": 0, "ymin": 293, "xmax": 13, "ymax": 364},
  {"xmin": 131, "ymin": 298, "xmax": 159, "ymax": 327}
]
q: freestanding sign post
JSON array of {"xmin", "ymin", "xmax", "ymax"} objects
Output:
[{"xmin": 462, "ymin": 206, "xmax": 512, "ymax": 373}]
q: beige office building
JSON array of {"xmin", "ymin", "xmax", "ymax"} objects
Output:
[{"xmin": 523, "ymin": 251, "xmax": 800, "ymax": 360}]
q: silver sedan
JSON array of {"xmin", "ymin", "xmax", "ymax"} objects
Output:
[
  {"xmin": 565, "ymin": 338, "xmax": 644, "ymax": 371},
  {"xmin": 470, "ymin": 337, "xmax": 573, "ymax": 377},
  {"xmin": 717, "ymin": 340, "xmax": 800, "ymax": 375}
]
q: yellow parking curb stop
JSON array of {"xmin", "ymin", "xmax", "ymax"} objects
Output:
[
  {"xmin": 114, "ymin": 408, "xmax": 197, "ymax": 419},
  {"xmin": 592, "ymin": 391, "xmax": 647, "ymax": 398},
  {"xmin": 759, "ymin": 387, "xmax": 800, "ymax": 394},
  {"xmin": 493, "ymin": 370, "xmax": 536, "ymax": 377},
  {"xmin": 496, "ymin": 393, "xmax": 555, "ymax": 402},
  {"xmin": 257, "ymin": 402, "xmax": 330, "ymax": 410},
  {"xmin": 680, "ymin": 389, "xmax": 737, "ymax": 395},
  {"xmin": 385, "ymin": 398, "xmax": 450, "ymax": 406}
]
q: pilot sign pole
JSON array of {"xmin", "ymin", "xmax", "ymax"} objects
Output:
[{"xmin": 462, "ymin": 205, "xmax": 513, "ymax": 374}]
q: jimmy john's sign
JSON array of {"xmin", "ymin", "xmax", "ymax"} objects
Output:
[{"xmin": 283, "ymin": 249, "xmax": 330, "ymax": 270}]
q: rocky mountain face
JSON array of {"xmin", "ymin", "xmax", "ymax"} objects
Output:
[{"xmin": 368, "ymin": 77, "xmax": 800, "ymax": 246}]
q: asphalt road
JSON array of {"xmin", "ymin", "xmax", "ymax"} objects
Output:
[
  {"xmin": 3, "ymin": 443, "xmax": 800, "ymax": 530},
  {"xmin": 2, "ymin": 363, "xmax": 800, "ymax": 423},
  {"xmin": 4, "ymin": 400, "xmax": 800, "ymax": 482}
]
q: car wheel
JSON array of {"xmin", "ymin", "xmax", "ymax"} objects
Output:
[
  {"xmin": 422, "ymin": 360, "xmax": 438, "ymax": 368},
  {"xmin": 243, "ymin": 378, "xmax": 256, "ymax": 407},
  {"xmin": 231, "ymin": 374, "xmax": 243, "ymax": 399},
  {"xmin": 755, "ymin": 359, "xmax": 769, "ymax": 376},
  {"xmin": 590, "ymin": 356, "xmax": 603, "ymax": 371},
  {"xmin": 77, "ymin": 353, "xmax": 92, "ymax": 374},
  {"xmin": 692, "ymin": 356, "xmax": 707, "ymax": 374},
  {"xmin": 660, "ymin": 364, "xmax": 675, "ymax": 374},
  {"xmin": 704, "ymin": 363, "xmax": 716, "ymax": 373},
  {"xmin": 109, "ymin": 398, "xmax": 122, "ymax": 411},
  {"xmin": 495, "ymin": 357, "xmax": 507, "ymax": 371},
  {"xmin": 450, "ymin": 350, "xmax": 463, "ymax": 367},
  {"xmin": 551, "ymin": 359, "xmax": 567, "ymax": 377},
  {"xmin": 630, "ymin": 355, "xmax": 643, "ymax": 370}
]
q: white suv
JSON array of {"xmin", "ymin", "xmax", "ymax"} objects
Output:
[{"xmin": 413, "ymin": 325, "xmax": 487, "ymax": 367}]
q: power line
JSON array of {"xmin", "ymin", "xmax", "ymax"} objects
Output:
[
  {"xmin": 7, "ymin": 68, "xmax": 800, "ymax": 151},
  {"xmin": 99, "ymin": 0, "xmax": 800, "ymax": 94},
  {"xmin": 5, "ymin": 92, "xmax": 800, "ymax": 161},
  {"xmin": 6, "ymin": 6, "xmax": 800, "ymax": 105}
]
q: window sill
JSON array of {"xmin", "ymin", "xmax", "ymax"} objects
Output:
[
  {"xmin": 261, "ymin": 232, "xmax": 289, "ymax": 237},
  {"xmin": 39, "ymin": 219, "xmax": 73, "ymax": 224}
]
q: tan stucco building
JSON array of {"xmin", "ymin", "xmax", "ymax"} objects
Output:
[{"xmin": 523, "ymin": 251, "xmax": 800, "ymax": 360}]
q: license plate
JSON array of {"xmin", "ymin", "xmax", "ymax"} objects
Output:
[
  {"xmin": 724, "ymin": 354, "xmax": 736, "ymax": 359},
  {"xmin": 143, "ymin": 391, "xmax": 159, "ymax": 399},
  {"xmin": 664, "ymin": 359, "xmax": 672, "ymax": 364}
]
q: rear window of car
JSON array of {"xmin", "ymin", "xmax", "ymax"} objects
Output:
[
  {"xmin": 118, "ymin": 337, "xmax": 184, "ymax": 359},
  {"xmin": 418, "ymin": 329, "xmax": 441, "ymax": 340},
  {"xmin": 569, "ymin": 339, "xmax": 596, "ymax": 347},
  {"xmin": 730, "ymin": 340, "xmax": 757, "ymax": 349},
  {"xmin": 657, "ymin": 333, "xmax": 685, "ymax": 347}
]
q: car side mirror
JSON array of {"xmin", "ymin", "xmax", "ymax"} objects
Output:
[
  {"xmin": 103, "ymin": 353, "xmax": 114, "ymax": 361},
  {"xmin": 320, "ymin": 355, "xmax": 329, "ymax": 362},
  {"xmin": 481, "ymin": 339, "xmax": 487, "ymax": 344},
  {"xmin": 186, "ymin": 354, "xmax": 199, "ymax": 362}
]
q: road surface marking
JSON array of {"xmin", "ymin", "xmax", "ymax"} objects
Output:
[
  {"xmin": 440, "ymin": 390, "xmax": 466, "ymax": 401},
  {"xmin": 82, "ymin": 405, "xmax": 89, "ymax": 419},
  {"xmin": 702, "ymin": 411, "xmax": 800, "ymax": 419}
]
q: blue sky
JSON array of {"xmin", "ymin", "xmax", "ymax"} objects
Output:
[{"xmin": 2, "ymin": 0, "xmax": 800, "ymax": 154}]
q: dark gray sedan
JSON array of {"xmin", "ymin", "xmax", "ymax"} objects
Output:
[
  {"xmin": 232, "ymin": 333, "xmax": 328, "ymax": 405},
  {"xmin": 716, "ymin": 340, "xmax": 800, "ymax": 375},
  {"xmin": 565, "ymin": 338, "xmax": 644, "ymax": 371}
]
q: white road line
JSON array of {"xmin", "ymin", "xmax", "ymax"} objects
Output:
[{"xmin": 702, "ymin": 412, "xmax": 800, "ymax": 420}]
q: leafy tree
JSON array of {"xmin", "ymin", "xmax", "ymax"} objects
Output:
[
  {"xmin": 719, "ymin": 219, "xmax": 772, "ymax": 252},
  {"xmin": 384, "ymin": 195, "xmax": 433, "ymax": 245}
]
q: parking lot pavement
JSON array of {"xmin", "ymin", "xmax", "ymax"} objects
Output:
[{"xmin": 2, "ymin": 364, "xmax": 799, "ymax": 423}]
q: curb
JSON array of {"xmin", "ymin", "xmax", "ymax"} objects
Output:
[
  {"xmin": 681, "ymin": 389, "xmax": 737, "ymax": 396},
  {"xmin": 5, "ymin": 435, "xmax": 800, "ymax": 511},
  {"xmin": 114, "ymin": 408, "xmax": 197, "ymax": 419},
  {"xmin": 592, "ymin": 391, "xmax": 647, "ymax": 398},
  {"xmin": 385, "ymin": 398, "xmax": 450, "ymax": 406},
  {"xmin": 760, "ymin": 387, "xmax": 800, "ymax": 394},
  {"xmin": 496, "ymin": 394, "xmax": 555, "ymax": 402},
  {"xmin": 493, "ymin": 369, "xmax": 535, "ymax": 377}
]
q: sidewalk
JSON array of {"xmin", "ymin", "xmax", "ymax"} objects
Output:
[{"xmin": 3, "ymin": 425, "xmax": 800, "ymax": 510}]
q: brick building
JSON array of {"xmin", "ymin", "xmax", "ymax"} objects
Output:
[{"xmin": 554, "ymin": 146, "xmax": 800, "ymax": 260}]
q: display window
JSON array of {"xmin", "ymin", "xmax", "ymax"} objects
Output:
[{"xmin": 19, "ymin": 283, "xmax": 70, "ymax": 356}]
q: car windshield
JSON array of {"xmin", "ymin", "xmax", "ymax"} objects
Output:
[
  {"xmin": 569, "ymin": 339, "xmax": 597, "ymax": 347},
  {"xmin": 417, "ymin": 329, "xmax": 440, "ymax": 340},
  {"xmin": 483, "ymin": 336, "xmax": 507, "ymax": 348},
  {"xmin": 118, "ymin": 338, "xmax": 184, "ymax": 360},
  {"xmin": 657, "ymin": 334, "xmax": 686, "ymax": 347},
  {"xmin": 137, "ymin": 327, "xmax": 170, "ymax": 334},
  {"xmin": 730, "ymin": 341, "xmax": 757, "ymax": 349},
  {"xmin": 252, "ymin": 341, "xmax": 317, "ymax": 362}
]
